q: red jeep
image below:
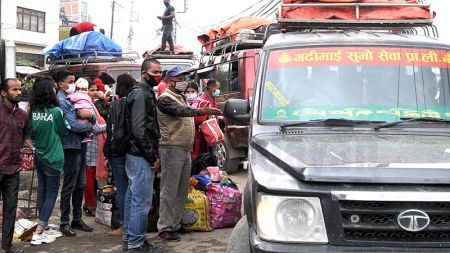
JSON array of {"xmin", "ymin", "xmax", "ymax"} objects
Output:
[{"xmin": 189, "ymin": 33, "xmax": 264, "ymax": 173}]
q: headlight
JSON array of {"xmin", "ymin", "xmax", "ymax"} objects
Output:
[{"xmin": 256, "ymin": 194, "xmax": 328, "ymax": 243}]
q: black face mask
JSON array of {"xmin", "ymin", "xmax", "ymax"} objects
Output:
[{"xmin": 144, "ymin": 74, "xmax": 159, "ymax": 87}]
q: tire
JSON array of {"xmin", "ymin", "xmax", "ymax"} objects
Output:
[
  {"xmin": 217, "ymin": 136, "xmax": 240, "ymax": 174},
  {"xmin": 226, "ymin": 216, "xmax": 251, "ymax": 253}
]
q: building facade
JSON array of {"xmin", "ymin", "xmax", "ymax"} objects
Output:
[
  {"xmin": 60, "ymin": 0, "xmax": 89, "ymax": 24},
  {"xmin": 1, "ymin": 0, "xmax": 59, "ymax": 73}
]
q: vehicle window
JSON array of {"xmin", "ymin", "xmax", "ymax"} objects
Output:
[
  {"xmin": 198, "ymin": 68, "xmax": 215, "ymax": 92},
  {"xmin": 230, "ymin": 61, "xmax": 240, "ymax": 92},
  {"xmin": 217, "ymin": 61, "xmax": 240, "ymax": 94},
  {"xmin": 161, "ymin": 64, "xmax": 191, "ymax": 71},
  {"xmin": 261, "ymin": 47, "xmax": 450, "ymax": 122},
  {"xmin": 107, "ymin": 69, "xmax": 141, "ymax": 95},
  {"xmin": 107, "ymin": 69, "xmax": 141, "ymax": 81},
  {"xmin": 218, "ymin": 63, "xmax": 230, "ymax": 93}
]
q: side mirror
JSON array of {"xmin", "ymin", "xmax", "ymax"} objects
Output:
[{"xmin": 224, "ymin": 99, "xmax": 250, "ymax": 124}]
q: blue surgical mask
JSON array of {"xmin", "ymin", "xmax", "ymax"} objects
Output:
[{"xmin": 213, "ymin": 89, "xmax": 221, "ymax": 97}]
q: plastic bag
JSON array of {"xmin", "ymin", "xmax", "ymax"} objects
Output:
[
  {"xmin": 43, "ymin": 31, "xmax": 122, "ymax": 59},
  {"xmin": 181, "ymin": 187, "xmax": 213, "ymax": 232},
  {"xmin": 13, "ymin": 219, "xmax": 37, "ymax": 241},
  {"xmin": 207, "ymin": 183, "xmax": 242, "ymax": 229},
  {"xmin": 207, "ymin": 166, "xmax": 221, "ymax": 182},
  {"xmin": 193, "ymin": 175, "xmax": 211, "ymax": 192},
  {"xmin": 95, "ymin": 185, "xmax": 116, "ymax": 227}
]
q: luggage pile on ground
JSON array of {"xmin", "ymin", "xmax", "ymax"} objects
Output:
[
  {"xmin": 279, "ymin": 0, "xmax": 435, "ymax": 21},
  {"xmin": 94, "ymin": 153, "xmax": 242, "ymax": 232},
  {"xmin": 181, "ymin": 155, "xmax": 243, "ymax": 232}
]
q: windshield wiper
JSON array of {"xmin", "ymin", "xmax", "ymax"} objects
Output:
[
  {"xmin": 373, "ymin": 117, "xmax": 450, "ymax": 131},
  {"xmin": 279, "ymin": 118, "xmax": 385, "ymax": 132}
]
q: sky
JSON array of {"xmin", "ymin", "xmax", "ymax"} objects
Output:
[
  {"xmin": 88, "ymin": 0, "xmax": 265, "ymax": 56},
  {"xmin": 88, "ymin": 0, "xmax": 450, "ymax": 57}
]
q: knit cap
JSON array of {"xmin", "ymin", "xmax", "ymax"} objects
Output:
[{"xmin": 75, "ymin": 77, "xmax": 89, "ymax": 89}]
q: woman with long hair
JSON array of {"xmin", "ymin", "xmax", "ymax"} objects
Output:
[
  {"xmin": 103, "ymin": 73, "xmax": 135, "ymax": 236},
  {"xmin": 184, "ymin": 81, "xmax": 210, "ymax": 161},
  {"xmin": 29, "ymin": 76, "xmax": 68, "ymax": 245}
]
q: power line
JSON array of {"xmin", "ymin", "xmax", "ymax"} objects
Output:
[
  {"xmin": 253, "ymin": 0, "xmax": 273, "ymax": 17},
  {"xmin": 204, "ymin": 0, "xmax": 268, "ymax": 29},
  {"xmin": 259, "ymin": 0, "xmax": 280, "ymax": 18}
]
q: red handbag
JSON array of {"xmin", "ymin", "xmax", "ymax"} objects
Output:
[
  {"xmin": 20, "ymin": 148, "xmax": 35, "ymax": 171},
  {"xmin": 200, "ymin": 117, "xmax": 224, "ymax": 146}
]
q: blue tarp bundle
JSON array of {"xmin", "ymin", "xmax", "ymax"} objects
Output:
[{"xmin": 43, "ymin": 31, "xmax": 122, "ymax": 59}]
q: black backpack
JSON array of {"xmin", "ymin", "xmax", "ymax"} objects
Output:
[
  {"xmin": 192, "ymin": 153, "xmax": 218, "ymax": 175},
  {"xmin": 108, "ymin": 97, "xmax": 131, "ymax": 155}
]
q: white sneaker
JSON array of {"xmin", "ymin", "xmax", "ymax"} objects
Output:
[
  {"xmin": 45, "ymin": 226, "xmax": 63, "ymax": 238},
  {"xmin": 31, "ymin": 232, "xmax": 56, "ymax": 245}
]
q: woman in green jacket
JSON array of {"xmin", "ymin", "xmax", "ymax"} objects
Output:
[{"xmin": 29, "ymin": 76, "xmax": 69, "ymax": 245}]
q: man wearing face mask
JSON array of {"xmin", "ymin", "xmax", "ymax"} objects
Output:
[
  {"xmin": 55, "ymin": 70, "xmax": 95, "ymax": 237},
  {"xmin": 123, "ymin": 59, "xmax": 163, "ymax": 253},
  {"xmin": 156, "ymin": 67, "xmax": 221, "ymax": 241},
  {"xmin": 199, "ymin": 79, "xmax": 221, "ymax": 109}
]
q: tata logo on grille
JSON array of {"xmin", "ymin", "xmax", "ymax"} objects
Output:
[{"xmin": 397, "ymin": 209, "xmax": 430, "ymax": 232}]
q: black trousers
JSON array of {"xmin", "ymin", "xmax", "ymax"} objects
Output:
[
  {"xmin": 60, "ymin": 148, "xmax": 86, "ymax": 225},
  {"xmin": 0, "ymin": 172, "xmax": 20, "ymax": 250}
]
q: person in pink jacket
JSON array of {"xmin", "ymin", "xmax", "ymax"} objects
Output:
[{"xmin": 67, "ymin": 77, "xmax": 95, "ymax": 143}]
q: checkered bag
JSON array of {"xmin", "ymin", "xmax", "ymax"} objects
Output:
[{"xmin": 19, "ymin": 148, "xmax": 35, "ymax": 171}]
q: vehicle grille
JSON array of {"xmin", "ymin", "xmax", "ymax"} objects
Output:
[{"xmin": 340, "ymin": 201, "xmax": 450, "ymax": 242}]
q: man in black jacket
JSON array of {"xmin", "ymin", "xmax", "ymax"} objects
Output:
[{"xmin": 123, "ymin": 59, "xmax": 162, "ymax": 253}]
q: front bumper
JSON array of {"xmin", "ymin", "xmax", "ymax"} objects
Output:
[{"xmin": 250, "ymin": 229, "xmax": 450, "ymax": 253}]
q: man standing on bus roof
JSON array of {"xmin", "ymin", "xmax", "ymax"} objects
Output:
[{"xmin": 157, "ymin": 0, "xmax": 175, "ymax": 54}]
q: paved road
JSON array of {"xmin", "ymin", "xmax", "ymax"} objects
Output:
[{"xmin": 14, "ymin": 169, "xmax": 248, "ymax": 253}]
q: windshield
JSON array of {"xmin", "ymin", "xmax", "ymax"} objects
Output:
[
  {"xmin": 261, "ymin": 46, "xmax": 450, "ymax": 123},
  {"xmin": 108, "ymin": 69, "xmax": 141, "ymax": 81},
  {"xmin": 161, "ymin": 63, "xmax": 192, "ymax": 71}
]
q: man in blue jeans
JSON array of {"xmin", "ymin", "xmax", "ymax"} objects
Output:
[
  {"xmin": 55, "ymin": 70, "xmax": 95, "ymax": 237},
  {"xmin": 123, "ymin": 59, "xmax": 163, "ymax": 253}
]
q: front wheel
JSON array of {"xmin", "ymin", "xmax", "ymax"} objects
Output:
[
  {"xmin": 226, "ymin": 216, "xmax": 250, "ymax": 253},
  {"xmin": 216, "ymin": 136, "xmax": 240, "ymax": 174}
]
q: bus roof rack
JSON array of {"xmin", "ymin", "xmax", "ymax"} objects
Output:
[
  {"xmin": 199, "ymin": 32, "xmax": 265, "ymax": 67},
  {"xmin": 201, "ymin": 32, "xmax": 265, "ymax": 56},
  {"xmin": 278, "ymin": 2, "xmax": 434, "ymax": 30},
  {"xmin": 47, "ymin": 51, "xmax": 139, "ymax": 67}
]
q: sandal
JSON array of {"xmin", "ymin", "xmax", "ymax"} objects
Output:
[
  {"xmin": 83, "ymin": 204, "xmax": 96, "ymax": 217},
  {"xmin": 3, "ymin": 246, "xmax": 24, "ymax": 253}
]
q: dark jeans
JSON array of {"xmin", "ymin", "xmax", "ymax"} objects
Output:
[
  {"xmin": 111, "ymin": 155, "xmax": 128, "ymax": 224},
  {"xmin": 0, "ymin": 172, "xmax": 20, "ymax": 250},
  {"xmin": 60, "ymin": 147, "xmax": 87, "ymax": 225},
  {"xmin": 35, "ymin": 157, "xmax": 61, "ymax": 226},
  {"xmin": 161, "ymin": 25, "xmax": 174, "ymax": 53}
]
